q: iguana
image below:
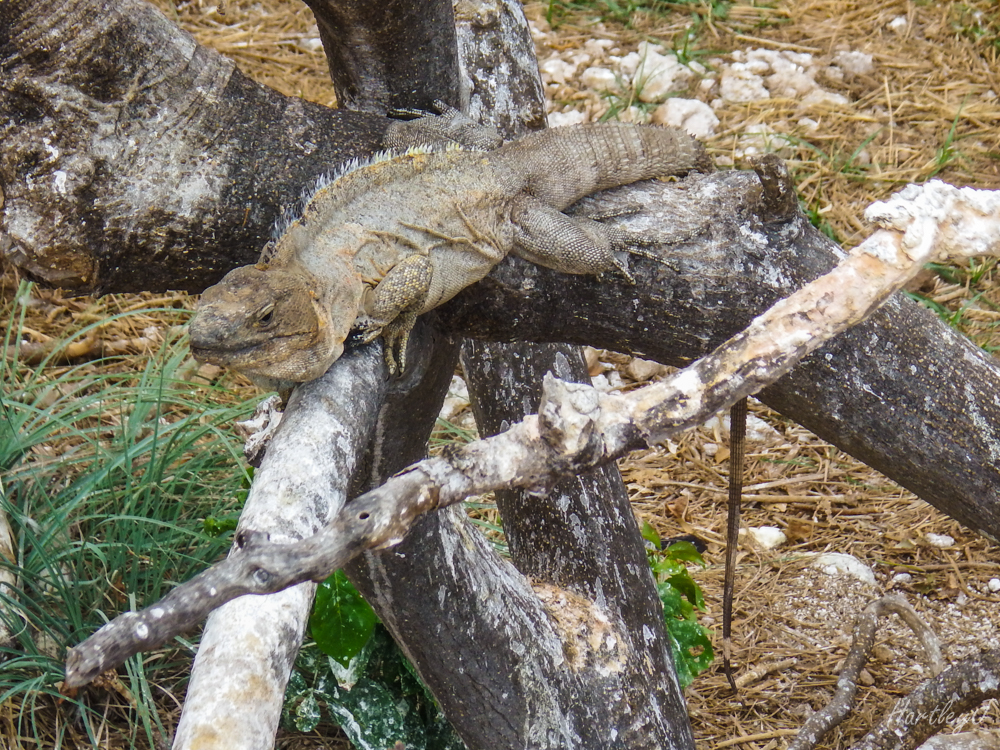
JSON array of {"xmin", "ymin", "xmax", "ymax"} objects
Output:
[{"xmin": 189, "ymin": 117, "xmax": 711, "ymax": 389}]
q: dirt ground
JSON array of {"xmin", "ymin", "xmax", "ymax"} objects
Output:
[{"xmin": 5, "ymin": 0, "xmax": 1000, "ymax": 748}]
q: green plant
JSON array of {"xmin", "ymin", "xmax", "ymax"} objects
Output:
[
  {"xmin": 296, "ymin": 516, "xmax": 714, "ymax": 747},
  {"xmin": 672, "ymin": 15, "xmax": 725, "ymax": 65},
  {"xmin": 785, "ymin": 127, "xmax": 884, "ymax": 178},
  {"xmin": 0, "ymin": 283, "xmax": 256, "ymax": 747},
  {"xmin": 950, "ymin": 3, "xmax": 1000, "ymax": 54},
  {"xmin": 546, "ymin": 0, "xmax": 728, "ymax": 29},
  {"xmin": 641, "ymin": 521, "xmax": 714, "ymax": 688},
  {"xmin": 802, "ymin": 199, "xmax": 841, "ymax": 243},
  {"xmin": 286, "ymin": 609, "xmax": 464, "ymax": 748},
  {"xmin": 927, "ymin": 101, "xmax": 970, "ymax": 179}
]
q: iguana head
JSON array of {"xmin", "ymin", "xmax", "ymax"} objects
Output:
[{"xmin": 189, "ymin": 265, "xmax": 345, "ymax": 384}]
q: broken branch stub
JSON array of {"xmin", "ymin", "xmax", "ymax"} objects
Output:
[{"xmin": 64, "ymin": 179, "xmax": 1000, "ymax": 688}]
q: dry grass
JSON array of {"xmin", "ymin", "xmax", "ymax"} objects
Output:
[{"xmin": 3, "ymin": 0, "xmax": 1000, "ymax": 748}]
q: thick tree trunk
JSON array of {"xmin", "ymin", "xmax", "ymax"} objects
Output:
[
  {"xmin": 0, "ymin": 0, "xmax": 389, "ymax": 294},
  {"xmin": 435, "ymin": 175, "xmax": 1000, "ymax": 542},
  {"xmin": 303, "ymin": 0, "xmax": 461, "ymax": 115},
  {"xmin": 338, "ymin": 1, "xmax": 696, "ymax": 746}
]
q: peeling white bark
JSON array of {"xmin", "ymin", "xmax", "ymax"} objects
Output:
[
  {"xmin": 67, "ymin": 180, "xmax": 1000, "ymax": 693},
  {"xmin": 170, "ymin": 348, "xmax": 386, "ymax": 750}
]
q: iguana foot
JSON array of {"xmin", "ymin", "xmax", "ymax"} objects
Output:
[
  {"xmin": 350, "ymin": 313, "xmax": 414, "ymax": 374},
  {"xmin": 385, "ymin": 101, "xmax": 502, "ymax": 152},
  {"xmin": 356, "ymin": 254, "xmax": 434, "ymax": 373},
  {"xmin": 380, "ymin": 312, "xmax": 419, "ymax": 374}
]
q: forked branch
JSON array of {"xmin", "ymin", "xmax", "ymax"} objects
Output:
[
  {"xmin": 789, "ymin": 594, "xmax": 944, "ymax": 750},
  {"xmin": 64, "ymin": 173, "xmax": 1000, "ymax": 688}
]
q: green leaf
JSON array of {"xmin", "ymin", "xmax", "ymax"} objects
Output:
[
  {"xmin": 662, "ymin": 540, "xmax": 706, "ymax": 567},
  {"xmin": 665, "ymin": 618, "xmax": 715, "ymax": 689},
  {"xmin": 326, "ymin": 677, "xmax": 427, "ymax": 750},
  {"xmin": 666, "ymin": 571, "xmax": 706, "ymax": 611},
  {"xmin": 657, "ymin": 580, "xmax": 694, "ymax": 621},
  {"xmin": 640, "ymin": 520, "xmax": 661, "ymax": 548},
  {"xmin": 201, "ymin": 514, "xmax": 239, "ymax": 537},
  {"xmin": 310, "ymin": 570, "xmax": 379, "ymax": 667},
  {"xmin": 294, "ymin": 691, "xmax": 322, "ymax": 733},
  {"xmin": 651, "ymin": 556, "xmax": 686, "ymax": 580}
]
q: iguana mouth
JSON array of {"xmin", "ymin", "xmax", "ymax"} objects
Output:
[{"xmin": 189, "ymin": 333, "xmax": 312, "ymax": 364}]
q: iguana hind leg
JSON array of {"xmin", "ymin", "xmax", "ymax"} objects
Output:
[
  {"xmin": 355, "ymin": 253, "xmax": 433, "ymax": 373},
  {"xmin": 511, "ymin": 194, "xmax": 663, "ymax": 283}
]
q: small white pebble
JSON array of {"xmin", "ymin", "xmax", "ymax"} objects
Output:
[
  {"xmin": 297, "ymin": 37, "xmax": 324, "ymax": 54},
  {"xmin": 650, "ymin": 97, "xmax": 719, "ymax": 139},
  {"xmin": 812, "ymin": 552, "xmax": 876, "ymax": 585},
  {"xmin": 747, "ymin": 526, "xmax": 787, "ymax": 550},
  {"xmin": 579, "ymin": 66, "xmax": 619, "ymax": 91},
  {"xmin": 925, "ymin": 533, "xmax": 955, "ymax": 548},
  {"xmin": 832, "ymin": 50, "xmax": 874, "ymax": 76},
  {"xmin": 888, "ymin": 15, "xmax": 908, "ymax": 33},
  {"xmin": 547, "ymin": 109, "xmax": 589, "ymax": 128},
  {"xmin": 891, "ymin": 572, "xmax": 912, "ymax": 585},
  {"xmin": 988, "ymin": 578, "xmax": 1000, "ymax": 593}
]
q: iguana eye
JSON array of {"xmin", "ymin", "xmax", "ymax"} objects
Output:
[{"xmin": 256, "ymin": 303, "xmax": 275, "ymax": 327}]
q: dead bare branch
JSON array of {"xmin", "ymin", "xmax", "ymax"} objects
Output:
[
  {"xmin": 851, "ymin": 649, "xmax": 1000, "ymax": 750},
  {"xmin": 64, "ymin": 178, "xmax": 1000, "ymax": 688},
  {"xmin": 789, "ymin": 594, "xmax": 944, "ymax": 750}
]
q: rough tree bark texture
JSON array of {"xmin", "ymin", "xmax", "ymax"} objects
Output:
[
  {"xmin": 173, "ymin": 347, "xmax": 387, "ymax": 748},
  {"xmin": 334, "ymin": 0, "xmax": 696, "ymax": 746},
  {"xmin": 0, "ymin": 0, "xmax": 389, "ymax": 294},
  {"xmin": 438, "ymin": 176, "xmax": 1000, "ymax": 543},
  {"xmin": 456, "ymin": 3, "xmax": 694, "ymax": 745},
  {"xmin": 303, "ymin": 0, "xmax": 461, "ymax": 114}
]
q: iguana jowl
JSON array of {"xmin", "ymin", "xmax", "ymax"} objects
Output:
[{"xmin": 189, "ymin": 123, "xmax": 711, "ymax": 388}]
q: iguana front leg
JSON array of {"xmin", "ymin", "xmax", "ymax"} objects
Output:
[
  {"xmin": 355, "ymin": 253, "xmax": 433, "ymax": 373},
  {"xmin": 510, "ymin": 195, "xmax": 662, "ymax": 283}
]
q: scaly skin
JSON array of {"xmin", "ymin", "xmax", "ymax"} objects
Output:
[{"xmin": 189, "ymin": 122, "xmax": 711, "ymax": 388}]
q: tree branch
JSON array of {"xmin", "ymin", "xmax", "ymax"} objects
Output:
[
  {"xmin": 0, "ymin": 0, "xmax": 389, "ymax": 293},
  {"xmin": 788, "ymin": 595, "xmax": 943, "ymax": 750},
  {"xmin": 850, "ymin": 648, "xmax": 1000, "ymax": 750},
  {"xmin": 438, "ymin": 174, "xmax": 1000, "ymax": 543},
  {"xmin": 66, "ymin": 178, "xmax": 1000, "ymax": 688}
]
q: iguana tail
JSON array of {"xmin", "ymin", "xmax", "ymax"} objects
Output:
[{"xmin": 493, "ymin": 122, "xmax": 712, "ymax": 210}]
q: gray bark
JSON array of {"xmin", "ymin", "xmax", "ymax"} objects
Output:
[
  {"xmin": 0, "ymin": 0, "xmax": 388, "ymax": 294},
  {"xmin": 436, "ymin": 175, "xmax": 1000, "ymax": 543},
  {"xmin": 454, "ymin": 4, "xmax": 692, "ymax": 739},
  {"xmin": 337, "ymin": 0, "xmax": 696, "ymax": 746},
  {"xmin": 173, "ymin": 347, "xmax": 387, "ymax": 749},
  {"xmin": 303, "ymin": 0, "xmax": 461, "ymax": 115}
]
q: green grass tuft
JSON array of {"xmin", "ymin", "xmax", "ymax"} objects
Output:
[{"xmin": 1, "ymin": 282, "xmax": 257, "ymax": 747}]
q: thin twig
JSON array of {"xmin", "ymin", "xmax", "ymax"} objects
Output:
[
  {"xmin": 850, "ymin": 648, "xmax": 1000, "ymax": 750},
  {"xmin": 788, "ymin": 594, "xmax": 943, "ymax": 750}
]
